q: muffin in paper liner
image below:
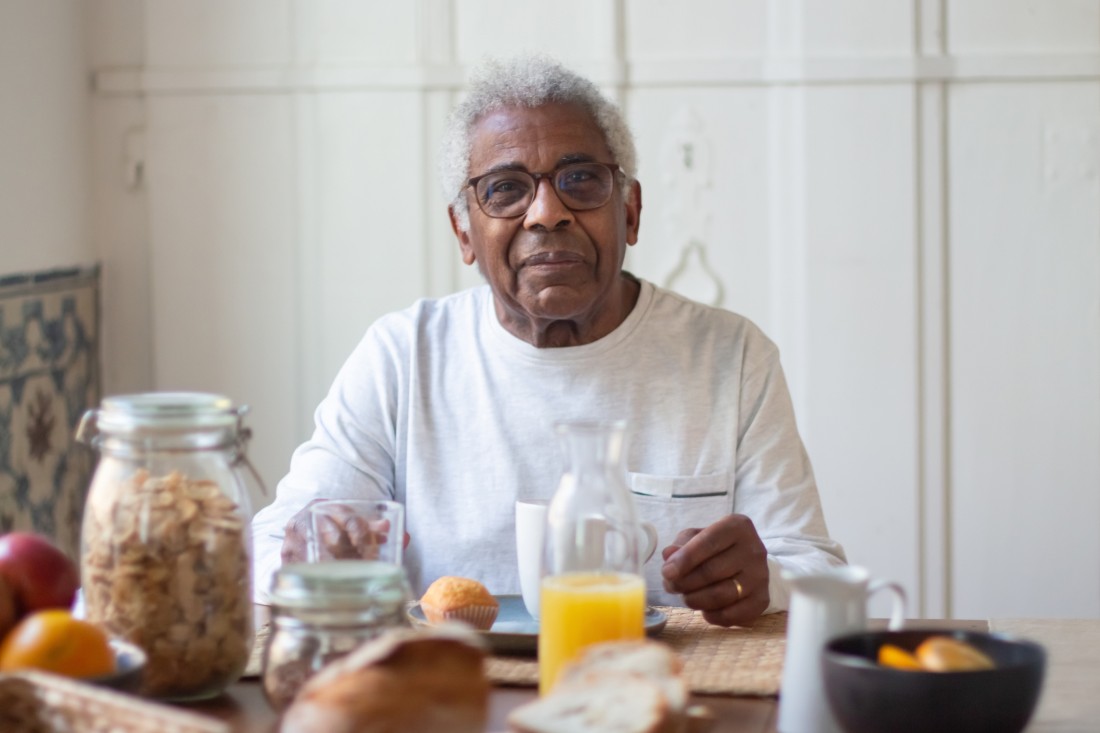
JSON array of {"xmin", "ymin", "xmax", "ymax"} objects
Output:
[
  {"xmin": 420, "ymin": 577, "xmax": 500, "ymax": 631},
  {"xmin": 421, "ymin": 602, "xmax": 500, "ymax": 631}
]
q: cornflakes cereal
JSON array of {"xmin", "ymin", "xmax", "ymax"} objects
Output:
[{"xmin": 81, "ymin": 470, "xmax": 251, "ymax": 699}]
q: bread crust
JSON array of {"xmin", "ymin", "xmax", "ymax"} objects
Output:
[
  {"xmin": 507, "ymin": 640, "xmax": 689, "ymax": 733},
  {"xmin": 280, "ymin": 627, "xmax": 490, "ymax": 733}
]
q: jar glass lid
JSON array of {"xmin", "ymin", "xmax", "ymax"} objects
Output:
[
  {"xmin": 96, "ymin": 392, "xmax": 240, "ymax": 434},
  {"xmin": 271, "ymin": 561, "xmax": 411, "ymax": 610}
]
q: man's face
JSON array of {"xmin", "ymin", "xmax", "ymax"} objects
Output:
[{"xmin": 449, "ymin": 102, "xmax": 641, "ymax": 338}]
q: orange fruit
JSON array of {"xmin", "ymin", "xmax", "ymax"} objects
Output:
[
  {"xmin": 877, "ymin": 643, "xmax": 923, "ymax": 670},
  {"xmin": 915, "ymin": 635, "xmax": 995, "ymax": 672},
  {"xmin": 0, "ymin": 609, "xmax": 115, "ymax": 679}
]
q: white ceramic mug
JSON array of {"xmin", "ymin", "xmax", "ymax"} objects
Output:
[{"xmin": 515, "ymin": 499, "xmax": 658, "ymax": 619}]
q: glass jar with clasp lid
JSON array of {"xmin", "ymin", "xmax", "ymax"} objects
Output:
[
  {"xmin": 76, "ymin": 392, "xmax": 263, "ymax": 700},
  {"xmin": 261, "ymin": 560, "xmax": 412, "ymax": 711}
]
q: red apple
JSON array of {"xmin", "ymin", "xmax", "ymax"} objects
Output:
[
  {"xmin": 0, "ymin": 532, "xmax": 79, "ymax": 614},
  {"xmin": 0, "ymin": 573, "xmax": 16, "ymax": 638}
]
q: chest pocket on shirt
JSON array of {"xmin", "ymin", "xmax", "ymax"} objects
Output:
[
  {"xmin": 628, "ymin": 471, "xmax": 732, "ymax": 544},
  {"xmin": 628, "ymin": 472, "xmax": 733, "ymax": 601}
]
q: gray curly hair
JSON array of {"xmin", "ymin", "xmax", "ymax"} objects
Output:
[{"xmin": 440, "ymin": 55, "xmax": 638, "ymax": 232}]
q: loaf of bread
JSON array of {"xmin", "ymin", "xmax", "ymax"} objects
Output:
[
  {"xmin": 279, "ymin": 625, "xmax": 490, "ymax": 733},
  {"xmin": 508, "ymin": 640, "xmax": 695, "ymax": 733}
]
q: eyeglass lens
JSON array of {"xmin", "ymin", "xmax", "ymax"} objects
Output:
[{"xmin": 474, "ymin": 163, "xmax": 615, "ymax": 218}]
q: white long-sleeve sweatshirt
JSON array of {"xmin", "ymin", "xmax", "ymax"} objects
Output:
[{"xmin": 251, "ymin": 279, "xmax": 846, "ymax": 610}]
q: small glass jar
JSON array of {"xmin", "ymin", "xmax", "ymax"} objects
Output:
[
  {"xmin": 76, "ymin": 392, "xmax": 263, "ymax": 700},
  {"xmin": 262, "ymin": 560, "xmax": 412, "ymax": 711}
]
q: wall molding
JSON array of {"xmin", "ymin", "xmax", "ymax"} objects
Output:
[{"xmin": 92, "ymin": 54, "xmax": 1100, "ymax": 96}]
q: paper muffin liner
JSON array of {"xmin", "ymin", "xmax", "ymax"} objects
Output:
[{"xmin": 422, "ymin": 602, "xmax": 499, "ymax": 631}]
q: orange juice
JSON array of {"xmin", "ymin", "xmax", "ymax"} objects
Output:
[{"xmin": 537, "ymin": 571, "xmax": 645, "ymax": 694}]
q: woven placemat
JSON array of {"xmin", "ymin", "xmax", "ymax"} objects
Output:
[
  {"xmin": 248, "ymin": 609, "xmax": 788, "ymax": 697},
  {"xmin": 486, "ymin": 608, "xmax": 787, "ymax": 697}
]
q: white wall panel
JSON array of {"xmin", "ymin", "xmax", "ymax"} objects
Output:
[
  {"xmin": 800, "ymin": 85, "xmax": 921, "ymax": 615},
  {"xmin": 145, "ymin": 96, "xmax": 301, "ymax": 507},
  {"xmin": 0, "ymin": 1, "xmax": 92, "ymax": 273},
  {"xmin": 145, "ymin": 0, "xmax": 293, "ymax": 67},
  {"xmin": 312, "ymin": 1, "xmax": 419, "ymax": 65},
  {"xmin": 310, "ymin": 92, "xmax": 427, "ymax": 402},
  {"xmin": 625, "ymin": 0, "xmax": 767, "ymax": 59},
  {"xmin": 948, "ymin": 0, "xmax": 1100, "ymax": 54},
  {"xmin": 422, "ymin": 89, "xmax": 473, "ymax": 298},
  {"xmin": 90, "ymin": 97, "xmax": 152, "ymax": 397},
  {"xmin": 949, "ymin": 82, "xmax": 1100, "ymax": 617},
  {"xmin": 800, "ymin": 0, "xmax": 915, "ymax": 55},
  {"xmin": 87, "ymin": 0, "xmax": 145, "ymax": 68},
  {"xmin": 455, "ymin": 0, "xmax": 618, "ymax": 64},
  {"xmin": 626, "ymin": 88, "xmax": 772, "ymax": 327}
]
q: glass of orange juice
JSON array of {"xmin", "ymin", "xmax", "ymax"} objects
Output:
[
  {"xmin": 538, "ymin": 571, "xmax": 645, "ymax": 693},
  {"xmin": 537, "ymin": 420, "xmax": 649, "ymax": 694}
]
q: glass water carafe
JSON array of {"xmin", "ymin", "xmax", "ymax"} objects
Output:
[{"xmin": 538, "ymin": 419, "xmax": 647, "ymax": 694}]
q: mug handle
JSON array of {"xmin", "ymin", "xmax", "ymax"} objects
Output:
[
  {"xmin": 868, "ymin": 579, "xmax": 907, "ymax": 630},
  {"xmin": 639, "ymin": 522, "xmax": 659, "ymax": 564}
]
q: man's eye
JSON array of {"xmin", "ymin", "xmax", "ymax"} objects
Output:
[
  {"xmin": 561, "ymin": 169, "xmax": 596, "ymax": 185},
  {"xmin": 483, "ymin": 176, "xmax": 530, "ymax": 202},
  {"xmin": 487, "ymin": 180, "xmax": 517, "ymax": 195},
  {"xmin": 558, "ymin": 167, "xmax": 607, "ymax": 197}
]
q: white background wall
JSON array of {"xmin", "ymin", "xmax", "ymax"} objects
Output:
[
  {"xmin": 3, "ymin": 0, "xmax": 1098, "ymax": 621},
  {"xmin": 0, "ymin": 2, "xmax": 93, "ymax": 272}
]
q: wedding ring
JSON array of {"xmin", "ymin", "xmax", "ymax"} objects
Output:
[{"xmin": 733, "ymin": 577, "xmax": 744, "ymax": 600}]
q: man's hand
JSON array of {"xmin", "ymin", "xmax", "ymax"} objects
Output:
[
  {"xmin": 280, "ymin": 499, "xmax": 410, "ymax": 565},
  {"xmin": 280, "ymin": 499, "xmax": 326, "ymax": 565},
  {"xmin": 660, "ymin": 514, "xmax": 770, "ymax": 627}
]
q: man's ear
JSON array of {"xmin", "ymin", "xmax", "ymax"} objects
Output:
[
  {"xmin": 625, "ymin": 180, "xmax": 642, "ymax": 246},
  {"xmin": 448, "ymin": 205, "xmax": 477, "ymax": 265}
]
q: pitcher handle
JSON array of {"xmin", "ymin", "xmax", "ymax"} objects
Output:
[
  {"xmin": 868, "ymin": 579, "xmax": 907, "ymax": 630},
  {"xmin": 639, "ymin": 521, "xmax": 659, "ymax": 564}
]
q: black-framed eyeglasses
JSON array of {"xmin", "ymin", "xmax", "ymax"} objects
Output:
[{"xmin": 466, "ymin": 161, "xmax": 623, "ymax": 219}]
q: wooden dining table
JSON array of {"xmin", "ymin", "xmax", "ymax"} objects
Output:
[
  {"xmin": 170, "ymin": 616, "xmax": 1100, "ymax": 733},
  {"xmin": 183, "ymin": 681, "xmax": 780, "ymax": 733}
]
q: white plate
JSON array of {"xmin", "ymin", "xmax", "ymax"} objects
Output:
[{"xmin": 407, "ymin": 594, "xmax": 668, "ymax": 654}]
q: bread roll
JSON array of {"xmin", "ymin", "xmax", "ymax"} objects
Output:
[
  {"xmin": 280, "ymin": 625, "xmax": 489, "ymax": 733},
  {"xmin": 559, "ymin": 640, "xmax": 687, "ymax": 711},
  {"xmin": 509, "ymin": 674, "xmax": 678, "ymax": 733},
  {"xmin": 508, "ymin": 640, "xmax": 691, "ymax": 733}
]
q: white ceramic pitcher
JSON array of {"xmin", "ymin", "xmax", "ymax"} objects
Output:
[{"xmin": 777, "ymin": 566, "xmax": 906, "ymax": 733}]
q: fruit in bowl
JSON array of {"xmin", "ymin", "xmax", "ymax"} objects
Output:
[
  {"xmin": 0, "ymin": 532, "xmax": 80, "ymax": 614},
  {"xmin": 822, "ymin": 629, "xmax": 1046, "ymax": 733},
  {"xmin": 0, "ymin": 609, "xmax": 145, "ymax": 691},
  {"xmin": 0, "ymin": 574, "xmax": 17, "ymax": 639},
  {"xmin": 0, "ymin": 609, "xmax": 114, "ymax": 679},
  {"xmin": 94, "ymin": 638, "xmax": 148, "ymax": 692}
]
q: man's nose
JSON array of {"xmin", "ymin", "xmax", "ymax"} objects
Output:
[{"xmin": 523, "ymin": 178, "xmax": 574, "ymax": 230}]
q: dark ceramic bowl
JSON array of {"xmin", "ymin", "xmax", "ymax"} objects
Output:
[
  {"xmin": 87, "ymin": 638, "xmax": 146, "ymax": 693},
  {"xmin": 822, "ymin": 629, "xmax": 1045, "ymax": 733}
]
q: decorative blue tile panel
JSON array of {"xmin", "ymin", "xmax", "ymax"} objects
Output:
[{"xmin": 0, "ymin": 265, "xmax": 100, "ymax": 560}]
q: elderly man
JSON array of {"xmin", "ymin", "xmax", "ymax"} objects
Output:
[{"xmin": 251, "ymin": 55, "xmax": 845, "ymax": 627}]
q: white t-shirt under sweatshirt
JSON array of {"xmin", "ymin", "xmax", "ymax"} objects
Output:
[{"xmin": 251, "ymin": 278, "xmax": 846, "ymax": 611}]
